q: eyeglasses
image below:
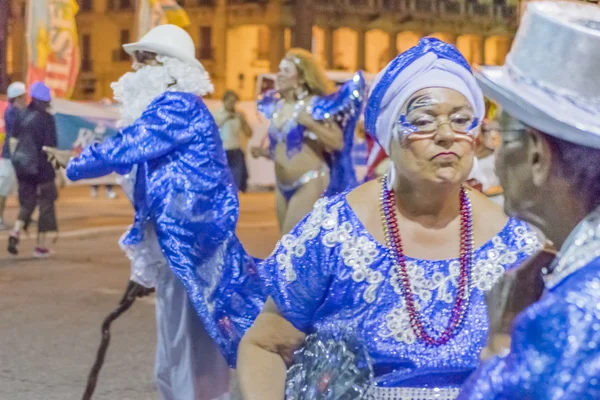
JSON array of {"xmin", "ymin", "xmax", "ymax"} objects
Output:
[
  {"xmin": 134, "ymin": 51, "xmax": 157, "ymax": 64},
  {"xmin": 395, "ymin": 114, "xmax": 480, "ymax": 141}
]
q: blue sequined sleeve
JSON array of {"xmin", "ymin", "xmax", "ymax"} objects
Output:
[
  {"xmin": 258, "ymin": 197, "xmax": 340, "ymax": 332},
  {"xmin": 66, "ymin": 92, "xmax": 201, "ymax": 181},
  {"xmin": 499, "ymin": 219, "xmax": 543, "ymax": 272},
  {"xmin": 256, "ymin": 90, "xmax": 279, "ymax": 120},
  {"xmin": 458, "ymin": 260, "xmax": 600, "ymax": 399}
]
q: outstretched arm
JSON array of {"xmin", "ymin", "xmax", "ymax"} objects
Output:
[{"xmin": 66, "ymin": 93, "xmax": 201, "ymax": 181}]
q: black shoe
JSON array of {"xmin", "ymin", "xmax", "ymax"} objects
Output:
[{"xmin": 8, "ymin": 234, "xmax": 19, "ymax": 255}]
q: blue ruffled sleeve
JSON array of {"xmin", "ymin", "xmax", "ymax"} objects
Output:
[
  {"xmin": 312, "ymin": 72, "xmax": 366, "ymax": 196},
  {"xmin": 66, "ymin": 92, "xmax": 202, "ymax": 181},
  {"xmin": 258, "ymin": 197, "xmax": 342, "ymax": 332},
  {"xmin": 498, "ymin": 218, "xmax": 543, "ymax": 272},
  {"xmin": 256, "ymin": 90, "xmax": 280, "ymax": 120},
  {"xmin": 458, "ymin": 260, "xmax": 600, "ymax": 399}
]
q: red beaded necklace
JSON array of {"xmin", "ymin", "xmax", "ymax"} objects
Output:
[{"xmin": 380, "ymin": 176, "xmax": 474, "ymax": 346}]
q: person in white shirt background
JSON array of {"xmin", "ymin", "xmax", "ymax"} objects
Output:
[{"xmin": 212, "ymin": 90, "xmax": 253, "ymax": 192}]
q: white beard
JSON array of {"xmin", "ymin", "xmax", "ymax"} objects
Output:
[{"xmin": 111, "ymin": 56, "xmax": 214, "ymax": 128}]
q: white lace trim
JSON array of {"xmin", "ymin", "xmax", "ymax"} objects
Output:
[
  {"xmin": 379, "ymin": 222, "xmax": 541, "ymax": 344},
  {"xmin": 545, "ymin": 206, "xmax": 600, "ymax": 288},
  {"xmin": 275, "ymin": 198, "xmax": 383, "ymax": 303},
  {"xmin": 274, "ymin": 199, "xmax": 542, "ymax": 341},
  {"xmin": 369, "ymin": 386, "xmax": 460, "ymax": 400}
]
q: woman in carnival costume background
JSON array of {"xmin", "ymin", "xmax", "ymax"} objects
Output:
[
  {"xmin": 252, "ymin": 49, "xmax": 365, "ymax": 233},
  {"xmin": 237, "ymin": 38, "xmax": 542, "ymax": 400}
]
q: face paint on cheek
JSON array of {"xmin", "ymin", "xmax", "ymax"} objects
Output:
[
  {"xmin": 394, "ymin": 114, "xmax": 419, "ymax": 141},
  {"xmin": 395, "ymin": 113, "xmax": 480, "ymax": 143}
]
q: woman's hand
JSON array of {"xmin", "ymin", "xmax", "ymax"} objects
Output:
[
  {"xmin": 481, "ymin": 334, "xmax": 511, "ymax": 361},
  {"xmin": 297, "ymin": 111, "xmax": 344, "ymax": 151},
  {"xmin": 296, "ymin": 109, "xmax": 316, "ymax": 129},
  {"xmin": 250, "ymin": 146, "xmax": 270, "ymax": 160},
  {"xmin": 238, "ymin": 299, "xmax": 306, "ymax": 400},
  {"xmin": 43, "ymin": 147, "xmax": 75, "ymax": 169}
]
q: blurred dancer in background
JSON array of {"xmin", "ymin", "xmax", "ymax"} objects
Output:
[{"xmin": 252, "ymin": 49, "xmax": 364, "ymax": 233}]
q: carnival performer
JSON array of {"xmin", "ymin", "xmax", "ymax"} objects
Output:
[
  {"xmin": 459, "ymin": 2, "xmax": 600, "ymax": 397},
  {"xmin": 252, "ymin": 49, "xmax": 364, "ymax": 233},
  {"xmin": 237, "ymin": 38, "xmax": 542, "ymax": 400},
  {"xmin": 49, "ymin": 25, "xmax": 264, "ymax": 399}
]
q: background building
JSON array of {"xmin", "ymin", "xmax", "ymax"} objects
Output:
[{"xmin": 6, "ymin": 0, "xmax": 521, "ymax": 101}]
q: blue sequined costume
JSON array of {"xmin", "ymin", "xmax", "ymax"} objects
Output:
[
  {"xmin": 66, "ymin": 92, "xmax": 265, "ymax": 367},
  {"xmin": 458, "ymin": 207, "xmax": 600, "ymax": 400},
  {"xmin": 257, "ymin": 72, "xmax": 365, "ymax": 197},
  {"xmin": 258, "ymin": 194, "xmax": 541, "ymax": 398}
]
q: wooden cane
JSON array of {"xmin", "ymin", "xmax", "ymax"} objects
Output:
[{"xmin": 81, "ymin": 281, "xmax": 154, "ymax": 400}]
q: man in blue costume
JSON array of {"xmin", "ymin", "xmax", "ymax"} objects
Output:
[
  {"xmin": 55, "ymin": 24, "xmax": 264, "ymax": 399},
  {"xmin": 458, "ymin": 2, "xmax": 600, "ymax": 398}
]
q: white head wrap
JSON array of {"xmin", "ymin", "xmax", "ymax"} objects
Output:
[
  {"xmin": 364, "ymin": 39, "xmax": 485, "ymax": 187},
  {"xmin": 366, "ymin": 42, "xmax": 485, "ymax": 155}
]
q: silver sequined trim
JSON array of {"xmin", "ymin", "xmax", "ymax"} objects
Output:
[
  {"xmin": 369, "ymin": 386, "xmax": 460, "ymax": 400},
  {"xmin": 545, "ymin": 207, "xmax": 600, "ymax": 288}
]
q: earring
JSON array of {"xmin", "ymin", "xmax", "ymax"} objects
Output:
[
  {"xmin": 467, "ymin": 157, "xmax": 479, "ymax": 180},
  {"xmin": 387, "ymin": 161, "xmax": 396, "ymax": 191}
]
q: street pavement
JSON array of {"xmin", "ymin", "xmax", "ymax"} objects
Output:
[{"xmin": 0, "ymin": 186, "xmax": 279, "ymax": 400}]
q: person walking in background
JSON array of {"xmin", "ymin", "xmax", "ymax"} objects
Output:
[
  {"xmin": 8, "ymin": 82, "xmax": 58, "ymax": 258},
  {"xmin": 212, "ymin": 90, "xmax": 252, "ymax": 192},
  {"xmin": 0, "ymin": 82, "xmax": 27, "ymax": 230}
]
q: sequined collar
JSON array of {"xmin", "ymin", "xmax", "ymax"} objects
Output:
[{"xmin": 544, "ymin": 206, "xmax": 600, "ymax": 289}]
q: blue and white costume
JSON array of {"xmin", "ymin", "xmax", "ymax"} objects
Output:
[
  {"xmin": 257, "ymin": 72, "xmax": 366, "ymax": 198},
  {"xmin": 258, "ymin": 39, "xmax": 542, "ymax": 399},
  {"xmin": 259, "ymin": 196, "xmax": 540, "ymax": 398},
  {"xmin": 67, "ymin": 92, "xmax": 265, "ymax": 397}
]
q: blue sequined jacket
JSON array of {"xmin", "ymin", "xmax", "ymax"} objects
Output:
[
  {"xmin": 458, "ymin": 208, "xmax": 600, "ymax": 399},
  {"xmin": 257, "ymin": 72, "xmax": 366, "ymax": 196},
  {"xmin": 66, "ymin": 91, "xmax": 265, "ymax": 366}
]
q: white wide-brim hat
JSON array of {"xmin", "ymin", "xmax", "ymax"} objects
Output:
[
  {"xmin": 123, "ymin": 24, "xmax": 201, "ymax": 68},
  {"xmin": 475, "ymin": 1, "xmax": 600, "ymax": 149}
]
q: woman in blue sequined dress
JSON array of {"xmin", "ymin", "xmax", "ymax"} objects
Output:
[
  {"xmin": 252, "ymin": 49, "xmax": 364, "ymax": 233},
  {"xmin": 237, "ymin": 38, "xmax": 542, "ymax": 400}
]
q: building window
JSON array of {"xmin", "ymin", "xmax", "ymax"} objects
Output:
[
  {"xmin": 197, "ymin": 27, "xmax": 213, "ymax": 60},
  {"xmin": 113, "ymin": 30, "xmax": 130, "ymax": 61},
  {"xmin": 78, "ymin": 0, "xmax": 93, "ymax": 12},
  {"xmin": 108, "ymin": 0, "xmax": 132, "ymax": 10},
  {"xmin": 257, "ymin": 26, "xmax": 269, "ymax": 61},
  {"xmin": 81, "ymin": 34, "xmax": 93, "ymax": 71}
]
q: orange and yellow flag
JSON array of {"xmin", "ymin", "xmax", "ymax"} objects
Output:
[
  {"xmin": 25, "ymin": 0, "xmax": 81, "ymax": 98},
  {"xmin": 136, "ymin": 0, "xmax": 190, "ymax": 40}
]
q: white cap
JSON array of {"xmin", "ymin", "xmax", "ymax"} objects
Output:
[
  {"xmin": 7, "ymin": 82, "xmax": 26, "ymax": 99},
  {"xmin": 123, "ymin": 25, "xmax": 200, "ymax": 68}
]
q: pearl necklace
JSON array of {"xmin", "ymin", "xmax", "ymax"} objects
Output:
[{"xmin": 380, "ymin": 176, "xmax": 474, "ymax": 346}]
